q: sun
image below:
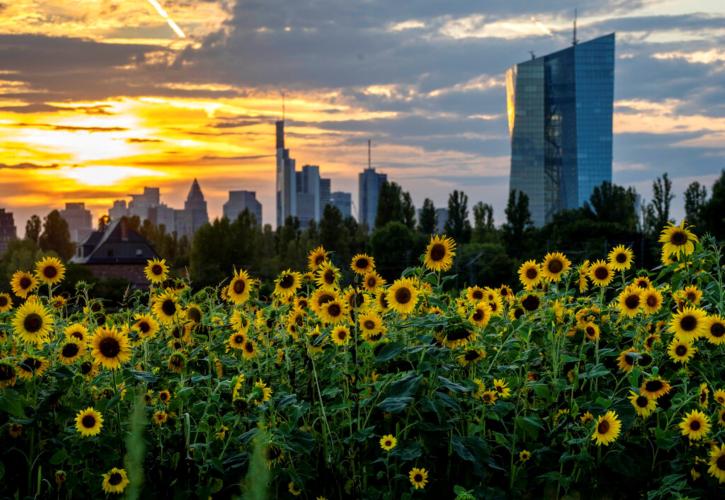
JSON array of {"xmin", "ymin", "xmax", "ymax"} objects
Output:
[{"xmin": 59, "ymin": 166, "xmax": 165, "ymax": 186}]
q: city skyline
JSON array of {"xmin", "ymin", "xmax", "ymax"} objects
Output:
[{"xmin": 0, "ymin": 1, "xmax": 723, "ymax": 230}]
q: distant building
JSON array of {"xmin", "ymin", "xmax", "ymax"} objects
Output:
[
  {"xmin": 176, "ymin": 179, "xmax": 209, "ymax": 238},
  {"xmin": 330, "ymin": 191, "xmax": 352, "ymax": 218},
  {"xmin": 224, "ymin": 190, "xmax": 263, "ymax": 225},
  {"xmin": 296, "ymin": 165, "xmax": 321, "ymax": 229},
  {"xmin": 60, "ymin": 202, "xmax": 93, "ymax": 243},
  {"xmin": 276, "ymin": 120, "xmax": 297, "ymax": 227},
  {"xmin": 319, "ymin": 177, "xmax": 331, "ymax": 211},
  {"xmin": 72, "ymin": 218, "xmax": 159, "ymax": 287},
  {"xmin": 358, "ymin": 167, "xmax": 387, "ymax": 228},
  {"xmin": 435, "ymin": 208, "xmax": 449, "ymax": 234},
  {"xmin": 506, "ymin": 33, "xmax": 615, "ymax": 226},
  {"xmin": 0, "ymin": 208, "xmax": 16, "ymax": 255},
  {"xmin": 109, "ymin": 200, "xmax": 128, "ymax": 222},
  {"xmin": 128, "ymin": 187, "xmax": 160, "ymax": 220}
]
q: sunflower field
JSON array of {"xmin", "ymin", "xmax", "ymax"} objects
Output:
[{"xmin": 0, "ymin": 223, "xmax": 724, "ymax": 498}]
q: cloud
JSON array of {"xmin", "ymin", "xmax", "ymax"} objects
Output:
[{"xmin": 0, "ymin": 161, "xmax": 59, "ymax": 169}]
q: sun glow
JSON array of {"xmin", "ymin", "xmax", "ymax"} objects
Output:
[{"xmin": 58, "ymin": 166, "xmax": 166, "ymax": 186}]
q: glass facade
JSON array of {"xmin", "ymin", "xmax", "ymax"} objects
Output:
[{"xmin": 507, "ymin": 34, "xmax": 614, "ymax": 226}]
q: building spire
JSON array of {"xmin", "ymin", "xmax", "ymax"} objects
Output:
[
  {"xmin": 573, "ymin": 8, "xmax": 578, "ymax": 46},
  {"xmin": 368, "ymin": 139, "xmax": 371, "ymax": 169}
]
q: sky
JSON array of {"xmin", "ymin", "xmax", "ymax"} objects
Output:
[{"xmin": 0, "ymin": 0, "xmax": 723, "ymax": 230}]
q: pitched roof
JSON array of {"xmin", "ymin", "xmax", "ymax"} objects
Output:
[{"xmin": 71, "ymin": 218, "xmax": 159, "ymax": 265}]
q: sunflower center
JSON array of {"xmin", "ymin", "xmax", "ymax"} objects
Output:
[
  {"xmin": 337, "ymin": 331, "xmax": 347, "ymax": 340},
  {"xmin": 675, "ymin": 345, "xmax": 687, "ymax": 356},
  {"xmin": 82, "ymin": 415, "xmax": 96, "ymax": 428},
  {"xmin": 548, "ymin": 259, "xmax": 563, "ymax": 273},
  {"xmin": 597, "ymin": 420, "xmax": 610, "ymax": 434},
  {"xmin": 636, "ymin": 396, "xmax": 648, "ymax": 408},
  {"xmin": 138, "ymin": 321, "xmax": 150, "ymax": 333},
  {"xmin": 0, "ymin": 364, "xmax": 14, "ymax": 380},
  {"xmin": 234, "ymin": 334, "xmax": 244, "ymax": 343},
  {"xmin": 280, "ymin": 274, "xmax": 295, "ymax": 288},
  {"xmin": 645, "ymin": 380, "xmax": 663, "ymax": 392},
  {"xmin": 364, "ymin": 320, "xmax": 375, "ymax": 330},
  {"xmin": 62, "ymin": 343, "xmax": 80, "ymax": 357},
  {"xmin": 429, "ymin": 243, "xmax": 446, "ymax": 262},
  {"xmin": 19, "ymin": 276, "xmax": 32, "ymax": 289},
  {"xmin": 0, "ymin": 296, "xmax": 8, "ymax": 307},
  {"xmin": 233, "ymin": 280, "xmax": 245, "ymax": 294},
  {"xmin": 594, "ymin": 267, "xmax": 609, "ymax": 280},
  {"xmin": 624, "ymin": 353, "xmax": 635, "ymax": 366},
  {"xmin": 355, "ymin": 258, "xmax": 368, "ymax": 269},
  {"xmin": 717, "ymin": 456, "xmax": 725, "ymax": 471},
  {"xmin": 616, "ymin": 253, "xmax": 627, "ymax": 263},
  {"xmin": 521, "ymin": 295, "xmax": 540, "ymax": 311},
  {"xmin": 472, "ymin": 310, "xmax": 484, "ymax": 321},
  {"xmin": 414, "ymin": 474, "xmax": 423, "ymax": 482},
  {"xmin": 395, "ymin": 287, "xmax": 411, "ymax": 305},
  {"xmin": 324, "ymin": 270, "xmax": 335, "ymax": 284},
  {"xmin": 472, "ymin": 290, "xmax": 483, "ymax": 300},
  {"xmin": 99, "ymin": 337, "xmax": 121, "ymax": 358},
  {"xmin": 109, "ymin": 472, "xmax": 122, "ymax": 485},
  {"xmin": 152, "ymin": 264, "xmax": 163, "ymax": 275},
  {"xmin": 670, "ymin": 230, "xmax": 687, "ymax": 245},
  {"xmin": 80, "ymin": 362, "xmax": 92, "ymax": 374},
  {"xmin": 525, "ymin": 268, "xmax": 538, "ymax": 280},
  {"xmin": 689, "ymin": 420, "xmax": 700, "ymax": 431},
  {"xmin": 646, "ymin": 295, "xmax": 658, "ymax": 307},
  {"xmin": 679, "ymin": 315, "xmax": 697, "ymax": 331},
  {"xmin": 711, "ymin": 323, "xmax": 725, "ymax": 337},
  {"xmin": 22, "ymin": 357, "xmax": 42, "ymax": 371},
  {"xmin": 464, "ymin": 350, "xmax": 479, "ymax": 361},
  {"xmin": 327, "ymin": 303, "xmax": 341, "ymax": 317},
  {"xmin": 161, "ymin": 299, "xmax": 176, "ymax": 317},
  {"xmin": 625, "ymin": 295, "xmax": 640, "ymax": 309},
  {"xmin": 367, "ymin": 277, "xmax": 376, "ymax": 288},
  {"xmin": 23, "ymin": 313, "xmax": 43, "ymax": 333}
]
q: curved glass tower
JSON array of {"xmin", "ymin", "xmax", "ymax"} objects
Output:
[{"xmin": 506, "ymin": 33, "xmax": 614, "ymax": 226}]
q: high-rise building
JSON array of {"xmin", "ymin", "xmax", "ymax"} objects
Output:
[
  {"xmin": 0, "ymin": 208, "xmax": 16, "ymax": 255},
  {"xmin": 506, "ymin": 33, "xmax": 615, "ymax": 226},
  {"xmin": 319, "ymin": 177, "xmax": 331, "ymax": 211},
  {"xmin": 60, "ymin": 202, "xmax": 93, "ymax": 243},
  {"xmin": 276, "ymin": 120, "xmax": 297, "ymax": 227},
  {"xmin": 177, "ymin": 179, "xmax": 209, "ymax": 237},
  {"xmin": 330, "ymin": 192, "xmax": 352, "ymax": 218},
  {"xmin": 296, "ymin": 165, "xmax": 321, "ymax": 229},
  {"xmin": 128, "ymin": 187, "xmax": 160, "ymax": 220},
  {"xmin": 109, "ymin": 200, "xmax": 128, "ymax": 222},
  {"xmin": 358, "ymin": 167, "xmax": 387, "ymax": 228},
  {"xmin": 224, "ymin": 190, "xmax": 263, "ymax": 226}
]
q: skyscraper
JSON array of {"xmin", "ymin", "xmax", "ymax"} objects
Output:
[
  {"xmin": 506, "ymin": 33, "xmax": 615, "ymax": 226},
  {"xmin": 60, "ymin": 202, "xmax": 93, "ymax": 243},
  {"xmin": 224, "ymin": 190, "xmax": 263, "ymax": 226},
  {"xmin": 0, "ymin": 208, "xmax": 16, "ymax": 255},
  {"xmin": 296, "ymin": 165, "xmax": 321, "ymax": 229},
  {"xmin": 177, "ymin": 178, "xmax": 209, "ymax": 237},
  {"xmin": 276, "ymin": 120, "xmax": 297, "ymax": 227},
  {"xmin": 358, "ymin": 167, "xmax": 387, "ymax": 228},
  {"xmin": 330, "ymin": 191, "xmax": 352, "ymax": 218},
  {"xmin": 319, "ymin": 177, "xmax": 331, "ymax": 212}
]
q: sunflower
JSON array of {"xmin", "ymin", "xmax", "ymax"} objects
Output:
[
  {"xmin": 152, "ymin": 291, "xmax": 180, "ymax": 325},
  {"xmin": 457, "ymin": 348, "xmax": 486, "ymax": 367},
  {"xmin": 643, "ymin": 332, "xmax": 660, "ymax": 351},
  {"xmin": 331, "ymin": 325, "xmax": 351, "ymax": 346},
  {"xmin": 362, "ymin": 272, "xmax": 385, "ymax": 292},
  {"xmin": 719, "ymin": 409, "xmax": 725, "ymax": 428},
  {"xmin": 227, "ymin": 269, "xmax": 252, "ymax": 304},
  {"xmin": 350, "ymin": 253, "xmax": 375, "ymax": 275},
  {"xmin": 17, "ymin": 356, "xmax": 48, "ymax": 380},
  {"xmin": 387, "ymin": 278, "xmax": 419, "ymax": 315},
  {"xmin": 0, "ymin": 292, "xmax": 12, "ymax": 312},
  {"xmin": 228, "ymin": 332, "xmax": 246, "ymax": 350},
  {"xmin": 75, "ymin": 407, "xmax": 103, "ymax": 437},
  {"xmin": 10, "ymin": 270, "xmax": 38, "ymax": 298},
  {"xmin": 518, "ymin": 260, "xmax": 542, "ymax": 289},
  {"xmin": 288, "ymin": 482, "xmax": 302, "ymax": 497},
  {"xmin": 307, "ymin": 246, "xmax": 328, "ymax": 271},
  {"xmin": 606, "ymin": 245, "xmax": 634, "ymax": 271},
  {"xmin": 714, "ymin": 389, "xmax": 725, "ymax": 406},
  {"xmin": 641, "ymin": 288, "xmax": 663, "ymax": 315},
  {"xmin": 379, "ymin": 434, "xmax": 397, "ymax": 452},
  {"xmin": 519, "ymin": 450, "xmax": 532, "ymax": 463},
  {"xmin": 591, "ymin": 411, "xmax": 621, "ymax": 446},
  {"xmin": 640, "ymin": 377, "xmax": 672, "ymax": 400},
  {"xmin": 59, "ymin": 339, "xmax": 84, "ymax": 364},
  {"xmin": 91, "ymin": 326, "xmax": 131, "ymax": 370},
  {"xmin": 315, "ymin": 261, "xmax": 340, "ymax": 290},
  {"xmin": 588, "ymin": 260, "xmax": 614, "ymax": 287},
  {"xmin": 310, "ymin": 289, "xmax": 337, "ymax": 315},
  {"xmin": 682, "ymin": 284, "xmax": 702, "ymax": 305},
  {"xmin": 707, "ymin": 443, "xmax": 725, "ymax": 484},
  {"xmin": 659, "ymin": 220, "xmax": 698, "ymax": 257},
  {"xmin": 493, "ymin": 379, "xmax": 511, "ymax": 399},
  {"xmin": 699, "ymin": 383, "xmax": 709, "ymax": 408},
  {"xmin": 617, "ymin": 348, "xmax": 638, "ymax": 373},
  {"xmin": 617, "ymin": 287, "xmax": 641, "ymax": 317},
  {"xmin": 481, "ymin": 390, "xmax": 498, "ymax": 405},
  {"xmin": 274, "ymin": 269, "xmax": 302, "ymax": 298},
  {"xmin": 242, "ymin": 338, "xmax": 258, "ymax": 360},
  {"xmin": 318, "ymin": 298, "xmax": 347, "ymax": 325},
  {"xmin": 144, "ymin": 258, "xmax": 168, "ymax": 284},
  {"xmin": 668, "ymin": 337, "xmax": 696, "ymax": 364},
  {"xmin": 132, "ymin": 314, "xmax": 159, "ymax": 340},
  {"xmin": 12, "ymin": 299, "xmax": 54, "ymax": 345},
  {"xmin": 35, "ymin": 256, "xmax": 65, "ymax": 286},
  {"xmin": 251, "ymin": 380, "xmax": 272, "ymax": 405},
  {"xmin": 520, "ymin": 293, "xmax": 541, "ymax": 312},
  {"xmin": 466, "ymin": 286, "xmax": 486, "ymax": 303},
  {"xmin": 669, "ymin": 306, "xmax": 707, "ymax": 340},
  {"xmin": 541, "ymin": 252, "xmax": 571, "ymax": 282},
  {"xmin": 468, "ymin": 301, "xmax": 492, "ymax": 328},
  {"xmin": 0, "ymin": 361, "xmax": 17, "ymax": 388},
  {"xmin": 152, "ymin": 411, "xmax": 168, "ymax": 426},
  {"xmin": 423, "ymin": 235, "xmax": 456, "ymax": 272},
  {"xmin": 577, "ymin": 261, "xmax": 590, "ymax": 293},
  {"xmin": 158, "ymin": 389, "xmax": 171, "ymax": 405},
  {"xmin": 679, "ymin": 410, "xmax": 710, "ymax": 441},
  {"xmin": 102, "ymin": 468, "xmax": 129, "ymax": 494},
  {"xmin": 168, "ymin": 352, "xmax": 187, "ymax": 373},
  {"xmin": 629, "ymin": 391, "xmax": 656, "ymax": 418},
  {"xmin": 705, "ymin": 314, "xmax": 725, "ymax": 345},
  {"xmin": 583, "ymin": 322, "xmax": 600, "ymax": 341},
  {"xmin": 498, "ymin": 284, "xmax": 514, "ymax": 303},
  {"xmin": 408, "ymin": 467, "xmax": 429, "ymax": 490}
]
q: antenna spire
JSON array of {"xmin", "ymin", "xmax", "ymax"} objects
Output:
[
  {"xmin": 282, "ymin": 92, "xmax": 286, "ymax": 121},
  {"xmin": 572, "ymin": 8, "xmax": 578, "ymax": 46},
  {"xmin": 367, "ymin": 139, "xmax": 371, "ymax": 169}
]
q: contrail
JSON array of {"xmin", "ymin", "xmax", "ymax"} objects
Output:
[{"xmin": 146, "ymin": 0, "xmax": 186, "ymax": 38}]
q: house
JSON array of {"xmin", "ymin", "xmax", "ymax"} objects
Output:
[{"xmin": 72, "ymin": 218, "xmax": 159, "ymax": 287}]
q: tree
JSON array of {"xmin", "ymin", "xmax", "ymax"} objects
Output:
[
  {"xmin": 320, "ymin": 204, "xmax": 350, "ymax": 261},
  {"xmin": 402, "ymin": 191, "xmax": 416, "ymax": 229},
  {"xmin": 417, "ymin": 198, "xmax": 437, "ymax": 234},
  {"xmin": 375, "ymin": 181, "xmax": 415, "ymax": 229},
  {"xmin": 502, "ymin": 190, "xmax": 533, "ymax": 258},
  {"xmin": 371, "ymin": 222, "xmax": 420, "ymax": 280},
  {"xmin": 25, "ymin": 215, "xmax": 41, "ymax": 244},
  {"xmin": 684, "ymin": 181, "xmax": 708, "ymax": 230},
  {"xmin": 583, "ymin": 182, "xmax": 638, "ymax": 232},
  {"xmin": 39, "ymin": 210, "xmax": 75, "ymax": 260},
  {"xmin": 444, "ymin": 190, "xmax": 472, "ymax": 243},
  {"xmin": 644, "ymin": 173, "xmax": 674, "ymax": 234},
  {"xmin": 472, "ymin": 202, "xmax": 497, "ymax": 243},
  {"xmin": 701, "ymin": 170, "xmax": 725, "ymax": 240}
]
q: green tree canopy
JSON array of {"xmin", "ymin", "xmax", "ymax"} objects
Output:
[
  {"xmin": 444, "ymin": 190, "xmax": 472, "ymax": 244},
  {"xmin": 39, "ymin": 210, "xmax": 75, "ymax": 260}
]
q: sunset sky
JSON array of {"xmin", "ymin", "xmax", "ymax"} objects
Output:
[{"xmin": 0, "ymin": 0, "xmax": 724, "ymax": 229}]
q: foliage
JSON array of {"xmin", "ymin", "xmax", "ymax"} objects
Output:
[{"xmin": 445, "ymin": 190, "xmax": 472, "ymax": 244}]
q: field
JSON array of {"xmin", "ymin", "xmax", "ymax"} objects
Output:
[{"xmin": 0, "ymin": 223, "xmax": 724, "ymax": 499}]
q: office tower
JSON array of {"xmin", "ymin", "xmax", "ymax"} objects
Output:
[
  {"xmin": 296, "ymin": 165, "xmax": 321, "ymax": 229},
  {"xmin": 128, "ymin": 187, "xmax": 161, "ymax": 220},
  {"xmin": 0, "ymin": 208, "xmax": 16, "ymax": 255},
  {"xmin": 506, "ymin": 33, "xmax": 614, "ymax": 226},
  {"xmin": 358, "ymin": 167, "xmax": 387, "ymax": 228},
  {"xmin": 224, "ymin": 190, "xmax": 263, "ymax": 226},
  {"xmin": 60, "ymin": 202, "xmax": 93, "ymax": 243},
  {"xmin": 177, "ymin": 179, "xmax": 209, "ymax": 237},
  {"xmin": 109, "ymin": 200, "xmax": 128, "ymax": 222},
  {"xmin": 276, "ymin": 120, "xmax": 297, "ymax": 227},
  {"xmin": 330, "ymin": 191, "xmax": 352, "ymax": 218},
  {"xmin": 319, "ymin": 177, "xmax": 331, "ymax": 211}
]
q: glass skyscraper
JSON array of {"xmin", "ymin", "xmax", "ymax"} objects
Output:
[{"xmin": 506, "ymin": 33, "xmax": 614, "ymax": 226}]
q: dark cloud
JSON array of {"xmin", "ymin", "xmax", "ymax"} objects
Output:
[
  {"xmin": 0, "ymin": 162, "xmax": 59, "ymax": 170},
  {"xmin": 126, "ymin": 138, "xmax": 163, "ymax": 143}
]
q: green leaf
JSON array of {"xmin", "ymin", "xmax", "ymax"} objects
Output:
[
  {"xmin": 374, "ymin": 342, "xmax": 404, "ymax": 363},
  {"xmin": 451, "ymin": 435, "xmax": 475, "ymax": 462},
  {"xmin": 377, "ymin": 396, "xmax": 414, "ymax": 413},
  {"xmin": 515, "ymin": 415, "xmax": 544, "ymax": 440},
  {"xmin": 437, "ymin": 376, "xmax": 470, "ymax": 393}
]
